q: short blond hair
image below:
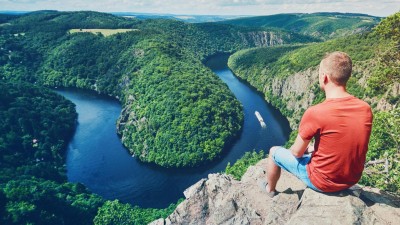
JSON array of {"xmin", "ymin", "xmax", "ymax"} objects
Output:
[{"xmin": 320, "ymin": 51, "xmax": 352, "ymax": 86}]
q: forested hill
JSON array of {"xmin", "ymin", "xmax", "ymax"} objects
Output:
[
  {"xmin": 0, "ymin": 10, "xmax": 317, "ymax": 168},
  {"xmin": 228, "ymin": 12, "xmax": 400, "ymax": 194},
  {"xmin": 221, "ymin": 12, "xmax": 381, "ymax": 40}
]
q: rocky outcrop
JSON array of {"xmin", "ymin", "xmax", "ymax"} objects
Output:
[
  {"xmin": 238, "ymin": 31, "xmax": 285, "ymax": 47},
  {"xmin": 376, "ymin": 82, "xmax": 400, "ymax": 111},
  {"xmin": 264, "ymin": 67, "xmax": 318, "ymax": 129},
  {"xmin": 116, "ymin": 94, "xmax": 149, "ymax": 157},
  {"xmin": 116, "ymin": 94, "xmax": 136, "ymax": 136},
  {"xmin": 327, "ymin": 26, "xmax": 371, "ymax": 40},
  {"xmin": 150, "ymin": 159, "xmax": 400, "ymax": 225}
]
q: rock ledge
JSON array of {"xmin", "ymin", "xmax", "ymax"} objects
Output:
[{"xmin": 150, "ymin": 159, "xmax": 400, "ymax": 225}]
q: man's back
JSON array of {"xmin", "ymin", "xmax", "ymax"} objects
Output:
[
  {"xmin": 299, "ymin": 96, "xmax": 373, "ymax": 192},
  {"xmin": 264, "ymin": 52, "xmax": 373, "ymax": 195}
]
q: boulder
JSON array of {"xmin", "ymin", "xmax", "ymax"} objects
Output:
[{"xmin": 150, "ymin": 159, "xmax": 400, "ymax": 225}]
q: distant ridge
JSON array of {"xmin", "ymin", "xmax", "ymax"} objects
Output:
[
  {"xmin": 0, "ymin": 10, "xmax": 30, "ymax": 15},
  {"xmin": 301, "ymin": 12, "xmax": 381, "ymax": 17},
  {"xmin": 221, "ymin": 12, "xmax": 382, "ymax": 40},
  {"xmin": 0, "ymin": 10, "xmax": 246, "ymax": 23},
  {"xmin": 111, "ymin": 12, "xmax": 247, "ymax": 23},
  {"xmin": 0, "ymin": 11, "xmax": 382, "ymax": 24}
]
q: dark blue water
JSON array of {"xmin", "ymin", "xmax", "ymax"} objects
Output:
[{"xmin": 56, "ymin": 54, "xmax": 290, "ymax": 208}]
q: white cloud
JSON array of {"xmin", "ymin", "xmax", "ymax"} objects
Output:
[{"xmin": 1, "ymin": 0, "xmax": 399, "ymax": 17}]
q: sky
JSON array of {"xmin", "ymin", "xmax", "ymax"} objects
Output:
[{"xmin": 1, "ymin": 0, "xmax": 399, "ymax": 17}]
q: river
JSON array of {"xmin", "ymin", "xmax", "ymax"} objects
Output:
[{"xmin": 55, "ymin": 54, "xmax": 290, "ymax": 208}]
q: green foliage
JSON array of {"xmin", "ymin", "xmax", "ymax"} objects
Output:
[
  {"xmin": 268, "ymin": 34, "xmax": 380, "ymax": 78},
  {"xmin": 117, "ymin": 39, "xmax": 244, "ymax": 167},
  {"xmin": 2, "ymin": 178, "xmax": 103, "ymax": 225},
  {"xmin": 284, "ymin": 131, "xmax": 298, "ymax": 149},
  {"xmin": 0, "ymin": 14, "xmax": 19, "ymax": 23},
  {"xmin": 228, "ymin": 45, "xmax": 303, "ymax": 81},
  {"xmin": 367, "ymin": 110, "xmax": 399, "ymax": 162},
  {"xmin": 225, "ymin": 150, "xmax": 266, "ymax": 180},
  {"xmin": 346, "ymin": 76, "xmax": 366, "ymax": 99},
  {"xmin": 94, "ymin": 199, "xmax": 182, "ymax": 225},
  {"xmin": 374, "ymin": 12, "xmax": 400, "ymax": 41},
  {"xmin": 0, "ymin": 81, "xmax": 76, "ymax": 182},
  {"xmin": 0, "ymin": 80, "xmax": 182, "ymax": 223},
  {"xmin": 229, "ymin": 33, "xmax": 381, "ymax": 81},
  {"xmin": 0, "ymin": 81, "xmax": 105, "ymax": 224},
  {"xmin": 368, "ymin": 12, "xmax": 400, "ymax": 95},
  {"xmin": 360, "ymin": 109, "xmax": 400, "ymax": 193},
  {"xmin": 222, "ymin": 12, "xmax": 381, "ymax": 40}
]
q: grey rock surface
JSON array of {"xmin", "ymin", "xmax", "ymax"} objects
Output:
[{"xmin": 150, "ymin": 159, "xmax": 400, "ymax": 225}]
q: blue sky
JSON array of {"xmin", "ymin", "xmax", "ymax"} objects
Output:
[{"xmin": 1, "ymin": 0, "xmax": 399, "ymax": 17}]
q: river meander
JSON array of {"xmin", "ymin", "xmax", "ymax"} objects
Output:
[{"xmin": 55, "ymin": 54, "xmax": 291, "ymax": 208}]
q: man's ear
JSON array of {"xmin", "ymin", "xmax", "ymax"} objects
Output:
[{"xmin": 323, "ymin": 73, "xmax": 329, "ymax": 85}]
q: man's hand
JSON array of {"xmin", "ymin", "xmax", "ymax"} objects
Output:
[{"xmin": 289, "ymin": 134, "xmax": 311, "ymax": 158}]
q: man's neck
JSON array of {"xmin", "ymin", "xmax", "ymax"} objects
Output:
[{"xmin": 324, "ymin": 85, "xmax": 352, "ymax": 99}]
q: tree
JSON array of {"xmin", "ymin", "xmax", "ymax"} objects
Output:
[{"xmin": 369, "ymin": 12, "xmax": 400, "ymax": 94}]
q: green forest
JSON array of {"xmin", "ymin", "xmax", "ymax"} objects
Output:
[
  {"xmin": 0, "ymin": 11, "xmax": 317, "ymax": 168},
  {"xmin": 0, "ymin": 9, "xmax": 398, "ymax": 224},
  {"xmin": 0, "ymin": 81, "xmax": 181, "ymax": 225},
  {"xmin": 0, "ymin": 81, "xmax": 103, "ymax": 224}
]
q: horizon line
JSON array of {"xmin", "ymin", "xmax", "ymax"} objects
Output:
[{"xmin": 0, "ymin": 10, "xmax": 383, "ymax": 18}]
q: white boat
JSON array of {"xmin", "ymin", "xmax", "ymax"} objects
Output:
[{"xmin": 255, "ymin": 111, "xmax": 266, "ymax": 128}]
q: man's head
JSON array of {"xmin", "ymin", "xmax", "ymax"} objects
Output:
[{"xmin": 319, "ymin": 51, "xmax": 352, "ymax": 90}]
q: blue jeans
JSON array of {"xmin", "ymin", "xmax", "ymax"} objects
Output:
[{"xmin": 271, "ymin": 146, "xmax": 321, "ymax": 192}]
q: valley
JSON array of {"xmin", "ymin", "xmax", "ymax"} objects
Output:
[{"xmin": 0, "ymin": 10, "xmax": 398, "ymax": 224}]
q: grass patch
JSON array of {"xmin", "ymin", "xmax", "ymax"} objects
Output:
[
  {"xmin": 225, "ymin": 150, "xmax": 266, "ymax": 180},
  {"xmin": 69, "ymin": 28, "xmax": 138, "ymax": 36}
]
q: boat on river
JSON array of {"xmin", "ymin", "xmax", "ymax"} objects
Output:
[{"xmin": 255, "ymin": 111, "xmax": 266, "ymax": 128}]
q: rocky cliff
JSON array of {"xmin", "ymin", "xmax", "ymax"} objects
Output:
[
  {"xmin": 238, "ymin": 31, "xmax": 285, "ymax": 47},
  {"xmin": 150, "ymin": 159, "xmax": 400, "ymax": 225},
  {"xmin": 263, "ymin": 67, "xmax": 318, "ymax": 129}
]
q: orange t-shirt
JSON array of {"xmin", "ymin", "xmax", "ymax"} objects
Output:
[{"xmin": 299, "ymin": 96, "xmax": 373, "ymax": 192}]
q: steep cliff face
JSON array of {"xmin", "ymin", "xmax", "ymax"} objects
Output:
[
  {"xmin": 238, "ymin": 31, "xmax": 285, "ymax": 47},
  {"xmin": 263, "ymin": 67, "xmax": 318, "ymax": 129},
  {"xmin": 376, "ymin": 82, "xmax": 400, "ymax": 111},
  {"xmin": 150, "ymin": 159, "xmax": 400, "ymax": 224},
  {"xmin": 116, "ymin": 94, "xmax": 149, "ymax": 157}
]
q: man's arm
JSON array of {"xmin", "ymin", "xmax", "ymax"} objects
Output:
[{"xmin": 290, "ymin": 134, "xmax": 311, "ymax": 158}]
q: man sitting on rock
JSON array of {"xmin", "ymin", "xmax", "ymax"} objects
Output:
[{"xmin": 262, "ymin": 51, "xmax": 373, "ymax": 196}]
